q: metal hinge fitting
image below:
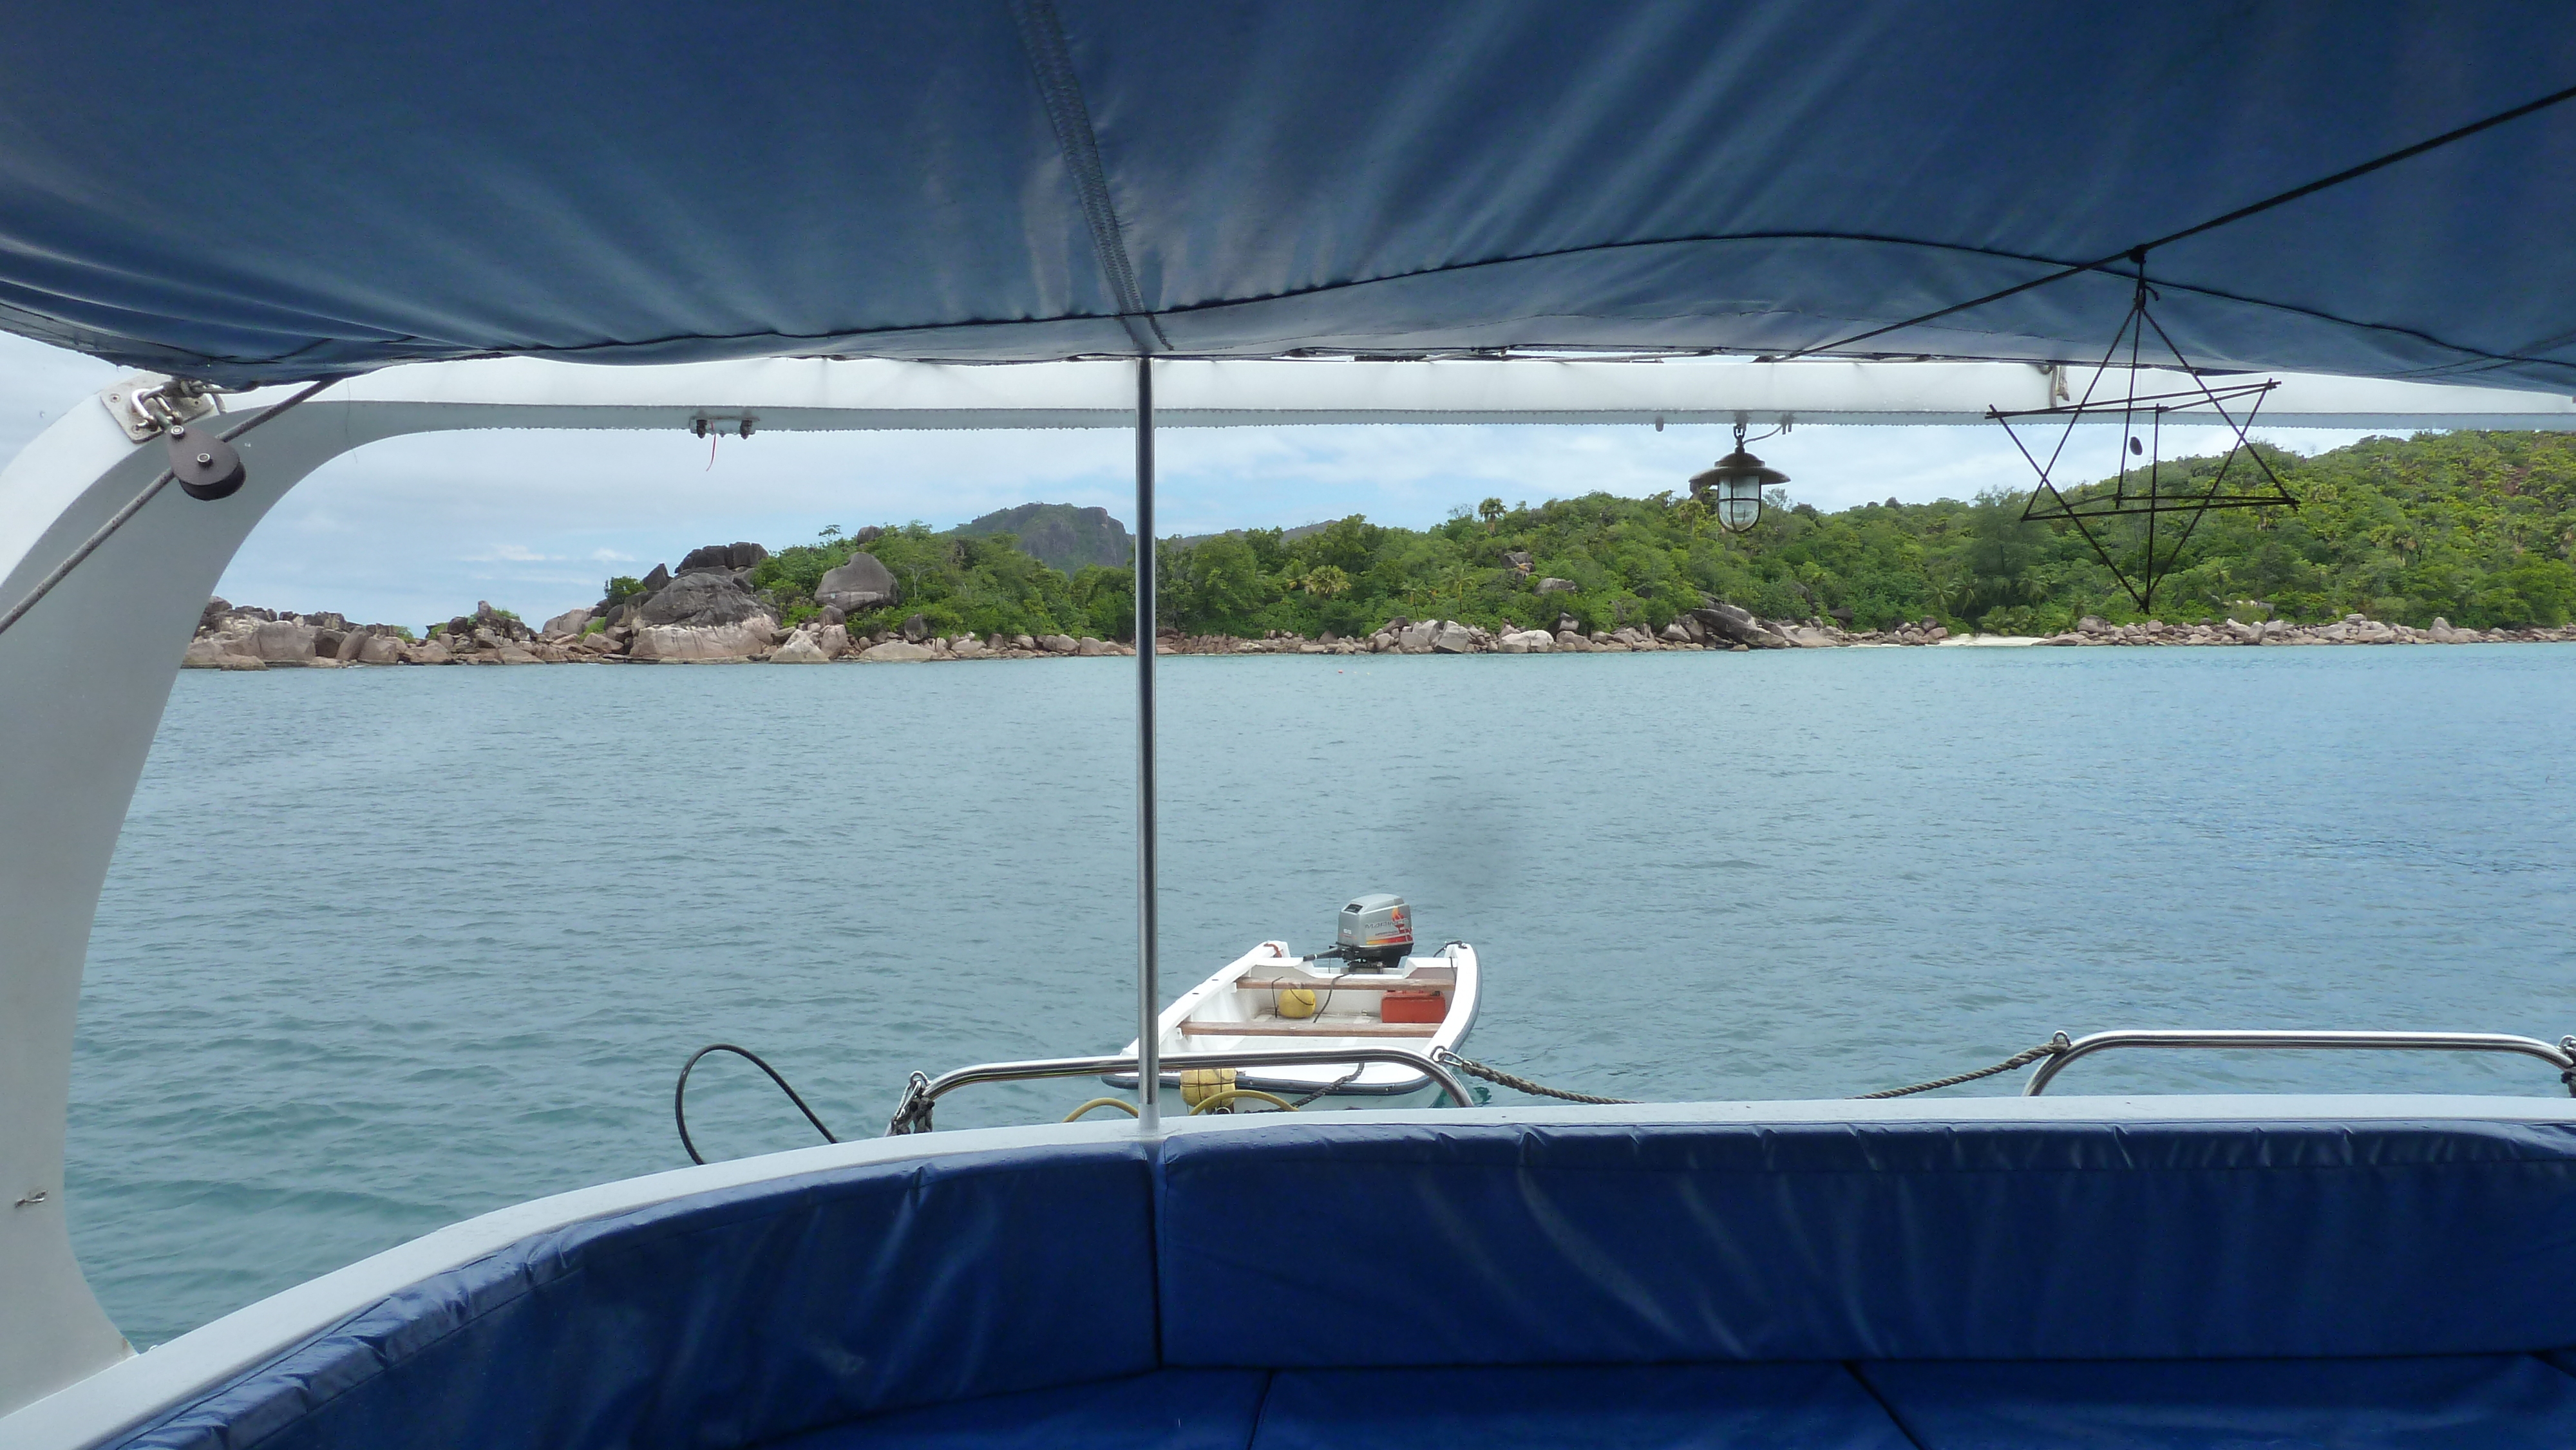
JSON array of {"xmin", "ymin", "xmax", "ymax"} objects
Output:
[{"xmin": 100, "ymin": 375, "xmax": 222, "ymax": 442}]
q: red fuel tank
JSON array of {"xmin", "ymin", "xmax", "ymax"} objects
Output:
[{"xmin": 1380, "ymin": 990, "xmax": 1448, "ymax": 1024}]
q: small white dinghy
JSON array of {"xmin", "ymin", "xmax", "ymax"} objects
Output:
[{"xmin": 1110, "ymin": 894, "xmax": 1481, "ymax": 1109}]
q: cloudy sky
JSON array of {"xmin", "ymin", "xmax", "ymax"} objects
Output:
[{"xmin": 0, "ymin": 334, "xmax": 2375, "ymax": 629}]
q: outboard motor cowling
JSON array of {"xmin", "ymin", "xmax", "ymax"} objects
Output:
[{"xmin": 1334, "ymin": 893, "xmax": 1413, "ymax": 968}]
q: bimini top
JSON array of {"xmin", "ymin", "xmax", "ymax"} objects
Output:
[{"xmin": 0, "ymin": 3, "xmax": 2571, "ymax": 388}]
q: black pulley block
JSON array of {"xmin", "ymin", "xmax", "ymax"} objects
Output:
[{"xmin": 166, "ymin": 426, "xmax": 246, "ymax": 500}]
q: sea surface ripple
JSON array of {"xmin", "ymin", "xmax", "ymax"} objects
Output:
[{"xmin": 70, "ymin": 645, "xmax": 2576, "ymax": 1343}]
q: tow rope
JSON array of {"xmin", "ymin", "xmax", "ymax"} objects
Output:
[
  {"xmin": 1430, "ymin": 1047, "xmax": 1636, "ymax": 1105},
  {"xmin": 1434, "ymin": 1034, "xmax": 2077, "ymax": 1106},
  {"xmin": 1855, "ymin": 1033, "xmax": 2072, "ymax": 1098}
]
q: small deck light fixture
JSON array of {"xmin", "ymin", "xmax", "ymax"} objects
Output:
[{"xmin": 1690, "ymin": 420, "xmax": 1788, "ymax": 532}]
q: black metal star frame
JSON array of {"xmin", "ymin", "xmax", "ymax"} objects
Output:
[{"xmin": 1988, "ymin": 261, "xmax": 2298, "ymax": 614}]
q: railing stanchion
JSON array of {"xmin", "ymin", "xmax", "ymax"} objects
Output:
[{"xmin": 1133, "ymin": 357, "xmax": 1161, "ymax": 1132}]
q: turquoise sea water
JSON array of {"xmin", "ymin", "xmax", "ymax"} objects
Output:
[{"xmin": 69, "ymin": 646, "xmax": 2576, "ymax": 1344}]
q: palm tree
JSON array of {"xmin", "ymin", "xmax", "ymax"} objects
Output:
[
  {"xmin": 1673, "ymin": 496, "xmax": 1712, "ymax": 541},
  {"xmin": 1478, "ymin": 497, "xmax": 1504, "ymax": 531}
]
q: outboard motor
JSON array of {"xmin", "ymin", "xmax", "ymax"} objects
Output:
[{"xmin": 1328, "ymin": 892, "xmax": 1413, "ymax": 969}]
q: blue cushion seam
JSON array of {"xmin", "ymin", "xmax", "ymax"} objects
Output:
[
  {"xmin": 113, "ymin": 1246, "xmax": 551, "ymax": 1450},
  {"xmin": 1167, "ymin": 1157, "xmax": 2576, "ymax": 1178},
  {"xmin": 105, "ymin": 1299, "xmax": 386, "ymax": 1450},
  {"xmin": 1148, "ymin": 1133, "xmax": 1168, "ymax": 1370},
  {"xmin": 1240, "ymin": 1369, "xmax": 1278, "ymax": 1450},
  {"xmin": 1842, "ymin": 1361, "xmax": 1932, "ymax": 1450}
]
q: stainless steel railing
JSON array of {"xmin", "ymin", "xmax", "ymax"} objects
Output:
[
  {"xmin": 2022, "ymin": 1029, "xmax": 2576, "ymax": 1096},
  {"xmin": 887, "ymin": 1046, "xmax": 1472, "ymax": 1134},
  {"xmin": 888, "ymin": 1031, "xmax": 2576, "ymax": 1131}
]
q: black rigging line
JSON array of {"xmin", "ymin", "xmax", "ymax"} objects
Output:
[
  {"xmin": 673, "ymin": 1043, "xmax": 840, "ymax": 1166},
  {"xmin": 1778, "ymin": 80, "xmax": 2576, "ymax": 362}
]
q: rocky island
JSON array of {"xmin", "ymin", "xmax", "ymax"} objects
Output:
[
  {"xmin": 183, "ymin": 580, "xmax": 2571, "ymax": 671},
  {"xmin": 180, "ymin": 429, "xmax": 2576, "ymax": 668}
]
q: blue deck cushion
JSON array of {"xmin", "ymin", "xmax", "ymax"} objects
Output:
[
  {"xmin": 1860, "ymin": 1355, "xmax": 2576, "ymax": 1449},
  {"xmin": 98, "ymin": 1116, "xmax": 2576, "ymax": 1450},
  {"xmin": 1155, "ymin": 1118, "xmax": 2576, "ymax": 1366},
  {"xmin": 1249, "ymin": 1364, "xmax": 1911, "ymax": 1450},
  {"xmin": 112, "ymin": 1140, "xmax": 1157, "ymax": 1450},
  {"xmin": 758, "ymin": 1370, "xmax": 1269, "ymax": 1450}
]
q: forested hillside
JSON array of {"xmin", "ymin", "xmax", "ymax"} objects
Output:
[{"xmin": 734, "ymin": 431, "xmax": 2576, "ymax": 643}]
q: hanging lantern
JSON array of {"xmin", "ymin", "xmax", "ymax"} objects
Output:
[{"xmin": 1689, "ymin": 422, "xmax": 1788, "ymax": 532}]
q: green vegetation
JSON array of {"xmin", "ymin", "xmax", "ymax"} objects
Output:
[
  {"xmin": 1142, "ymin": 431, "xmax": 2576, "ymax": 637},
  {"xmin": 639, "ymin": 431, "xmax": 2576, "ymax": 642},
  {"xmin": 747, "ymin": 525, "xmax": 1131, "ymax": 640}
]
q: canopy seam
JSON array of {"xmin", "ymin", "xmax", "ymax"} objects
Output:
[
  {"xmin": 87, "ymin": 229, "xmax": 2576, "ymax": 384},
  {"xmin": 0, "ymin": 224, "xmax": 2451, "ymax": 364},
  {"xmin": 1010, "ymin": 0, "xmax": 1166, "ymax": 354}
]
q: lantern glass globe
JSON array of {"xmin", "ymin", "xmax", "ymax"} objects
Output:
[
  {"xmin": 1690, "ymin": 447, "xmax": 1788, "ymax": 534},
  {"xmin": 1716, "ymin": 480, "xmax": 1763, "ymax": 531}
]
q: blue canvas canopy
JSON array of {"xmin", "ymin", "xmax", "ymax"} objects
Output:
[{"xmin": 0, "ymin": 2, "xmax": 2570, "ymax": 389}]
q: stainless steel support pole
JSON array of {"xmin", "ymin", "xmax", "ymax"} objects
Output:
[{"xmin": 1133, "ymin": 357, "xmax": 1161, "ymax": 1131}]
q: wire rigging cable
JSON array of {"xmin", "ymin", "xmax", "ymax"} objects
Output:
[
  {"xmin": 0, "ymin": 375, "xmax": 341, "ymax": 640},
  {"xmin": 673, "ymin": 1043, "xmax": 840, "ymax": 1165},
  {"xmin": 1778, "ymin": 80, "xmax": 2576, "ymax": 362}
]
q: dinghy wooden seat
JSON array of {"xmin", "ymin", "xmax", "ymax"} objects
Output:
[
  {"xmin": 1235, "ymin": 968, "xmax": 1455, "ymax": 993},
  {"xmin": 1180, "ymin": 1020, "xmax": 1437, "ymax": 1038}
]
